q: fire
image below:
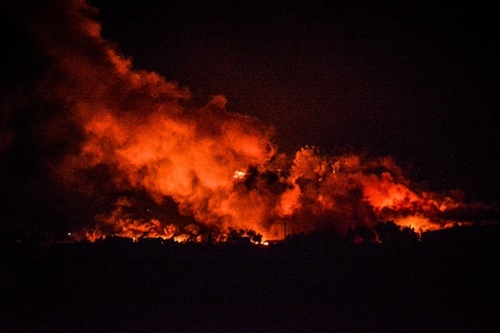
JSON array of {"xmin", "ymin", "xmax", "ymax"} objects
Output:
[
  {"xmin": 233, "ymin": 170, "xmax": 247, "ymax": 180},
  {"xmin": 5, "ymin": 0, "xmax": 493, "ymax": 245},
  {"xmin": 76, "ymin": 145, "xmax": 475, "ymax": 243}
]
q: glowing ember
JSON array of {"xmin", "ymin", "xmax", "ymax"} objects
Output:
[{"xmin": 233, "ymin": 170, "xmax": 247, "ymax": 180}]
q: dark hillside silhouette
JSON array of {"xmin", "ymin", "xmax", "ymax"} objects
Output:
[{"xmin": 1, "ymin": 224, "xmax": 499, "ymax": 332}]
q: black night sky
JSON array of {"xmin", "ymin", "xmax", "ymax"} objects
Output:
[{"xmin": 91, "ymin": 0, "xmax": 498, "ymax": 202}]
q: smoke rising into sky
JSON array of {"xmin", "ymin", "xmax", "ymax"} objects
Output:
[{"xmin": 1, "ymin": 0, "xmax": 498, "ymax": 241}]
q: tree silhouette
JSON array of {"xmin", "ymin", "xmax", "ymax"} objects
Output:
[{"xmin": 375, "ymin": 221, "xmax": 419, "ymax": 244}]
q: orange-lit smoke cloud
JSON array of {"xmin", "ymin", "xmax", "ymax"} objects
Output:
[
  {"xmin": 276, "ymin": 147, "xmax": 474, "ymax": 236},
  {"xmin": 5, "ymin": 0, "xmax": 495, "ymax": 242},
  {"xmin": 16, "ymin": 0, "xmax": 278, "ymax": 239}
]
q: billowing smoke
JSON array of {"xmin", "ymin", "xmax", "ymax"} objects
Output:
[{"xmin": 1, "ymin": 0, "xmax": 497, "ymax": 243}]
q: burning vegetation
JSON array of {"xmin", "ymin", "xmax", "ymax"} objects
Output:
[
  {"xmin": 69, "ymin": 146, "xmax": 490, "ymax": 245},
  {"xmin": 1, "ymin": 0, "xmax": 498, "ymax": 246}
]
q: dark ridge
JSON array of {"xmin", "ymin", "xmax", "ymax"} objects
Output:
[{"xmin": 1, "ymin": 224, "xmax": 499, "ymax": 332}]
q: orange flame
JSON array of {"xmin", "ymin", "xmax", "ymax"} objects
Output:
[{"xmin": 14, "ymin": 0, "xmax": 490, "ymax": 243}]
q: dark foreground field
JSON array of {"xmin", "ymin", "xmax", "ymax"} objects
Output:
[{"xmin": 1, "ymin": 227, "xmax": 499, "ymax": 332}]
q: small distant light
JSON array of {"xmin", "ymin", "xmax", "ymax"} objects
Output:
[{"xmin": 68, "ymin": 232, "xmax": 72, "ymax": 236}]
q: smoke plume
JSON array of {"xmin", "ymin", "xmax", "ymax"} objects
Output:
[{"xmin": 1, "ymin": 0, "xmax": 496, "ymax": 242}]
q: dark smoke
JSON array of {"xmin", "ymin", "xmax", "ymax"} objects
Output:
[{"xmin": 1, "ymin": 0, "xmax": 498, "ymax": 243}]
